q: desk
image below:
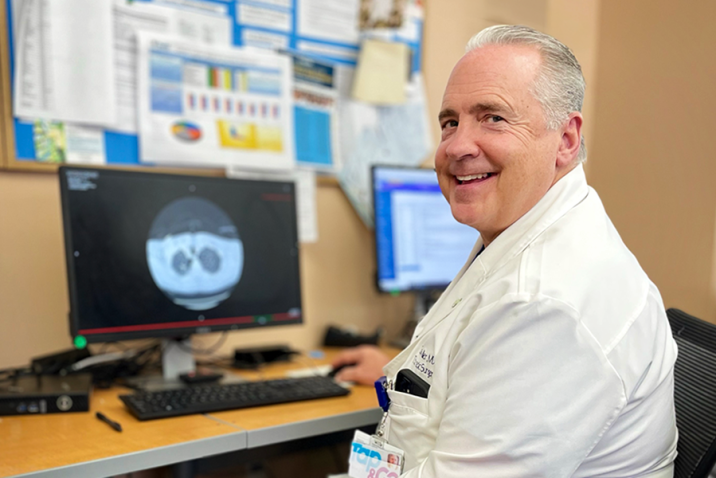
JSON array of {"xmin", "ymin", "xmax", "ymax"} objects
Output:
[{"xmin": 0, "ymin": 349, "xmax": 387, "ymax": 478}]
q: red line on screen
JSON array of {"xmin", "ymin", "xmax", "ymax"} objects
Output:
[{"xmin": 79, "ymin": 315, "xmax": 256, "ymax": 335}]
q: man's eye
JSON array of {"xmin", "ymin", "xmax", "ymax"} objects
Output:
[
  {"xmin": 489, "ymin": 115, "xmax": 504, "ymax": 123},
  {"xmin": 441, "ymin": 120, "xmax": 458, "ymax": 130}
]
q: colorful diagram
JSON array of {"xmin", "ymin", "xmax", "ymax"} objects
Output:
[
  {"xmin": 171, "ymin": 121, "xmax": 202, "ymax": 142},
  {"xmin": 217, "ymin": 120, "xmax": 283, "ymax": 151}
]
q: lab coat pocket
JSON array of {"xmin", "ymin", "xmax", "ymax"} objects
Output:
[{"xmin": 386, "ymin": 389, "xmax": 432, "ymax": 472}]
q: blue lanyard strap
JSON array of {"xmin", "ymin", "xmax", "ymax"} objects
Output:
[{"xmin": 375, "ymin": 376, "xmax": 391, "ymax": 412}]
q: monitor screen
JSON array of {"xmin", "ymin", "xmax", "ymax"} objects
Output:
[
  {"xmin": 59, "ymin": 167, "xmax": 302, "ymax": 343},
  {"xmin": 373, "ymin": 166, "xmax": 480, "ymax": 293}
]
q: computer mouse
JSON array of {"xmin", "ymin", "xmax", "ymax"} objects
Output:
[{"xmin": 327, "ymin": 363, "xmax": 357, "ymax": 378}]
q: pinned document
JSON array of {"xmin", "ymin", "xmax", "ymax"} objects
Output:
[
  {"xmin": 293, "ymin": 55, "xmax": 340, "ymax": 170},
  {"xmin": 112, "ymin": 1, "xmax": 232, "ymax": 134},
  {"xmin": 338, "ymin": 73, "xmax": 433, "ymax": 227},
  {"xmin": 359, "ymin": 0, "xmax": 406, "ymax": 30},
  {"xmin": 32, "ymin": 121, "xmax": 106, "ymax": 164},
  {"xmin": 297, "ymin": 0, "xmax": 361, "ymax": 45},
  {"xmin": 13, "ymin": 0, "xmax": 117, "ymax": 126},
  {"xmin": 137, "ymin": 33, "xmax": 295, "ymax": 170},
  {"xmin": 352, "ymin": 39, "xmax": 408, "ymax": 105}
]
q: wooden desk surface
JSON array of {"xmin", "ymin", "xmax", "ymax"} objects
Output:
[
  {"xmin": 0, "ymin": 348, "xmax": 396, "ymax": 477},
  {"xmin": 0, "ymin": 386, "xmax": 243, "ymax": 477}
]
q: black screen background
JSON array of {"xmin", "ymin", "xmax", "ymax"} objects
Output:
[{"xmin": 60, "ymin": 168, "xmax": 302, "ymax": 340}]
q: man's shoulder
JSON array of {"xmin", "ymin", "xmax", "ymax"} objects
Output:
[
  {"xmin": 470, "ymin": 189, "xmax": 666, "ymax": 348},
  {"xmin": 520, "ymin": 194, "xmax": 664, "ymax": 352}
]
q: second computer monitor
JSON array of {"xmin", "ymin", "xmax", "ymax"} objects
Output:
[{"xmin": 373, "ymin": 166, "xmax": 480, "ymax": 293}]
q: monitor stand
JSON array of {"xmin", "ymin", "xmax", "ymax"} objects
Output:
[
  {"xmin": 162, "ymin": 337, "xmax": 196, "ymax": 380},
  {"xmin": 117, "ymin": 337, "xmax": 196, "ymax": 391},
  {"xmin": 124, "ymin": 338, "xmax": 195, "ymax": 391},
  {"xmin": 125, "ymin": 337, "xmax": 245, "ymax": 391},
  {"xmin": 391, "ymin": 290, "xmax": 441, "ymax": 349}
]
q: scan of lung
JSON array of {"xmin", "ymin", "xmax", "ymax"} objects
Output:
[{"xmin": 146, "ymin": 197, "xmax": 243, "ymax": 311}]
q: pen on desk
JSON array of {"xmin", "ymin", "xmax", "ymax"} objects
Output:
[{"xmin": 96, "ymin": 412, "xmax": 123, "ymax": 432}]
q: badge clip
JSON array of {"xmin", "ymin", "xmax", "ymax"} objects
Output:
[{"xmin": 374, "ymin": 376, "xmax": 390, "ymax": 412}]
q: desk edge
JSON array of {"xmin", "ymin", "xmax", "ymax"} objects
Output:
[
  {"xmin": 246, "ymin": 407, "xmax": 383, "ymax": 449},
  {"xmin": 7, "ymin": 429, "xmax": 247, "ymax": 478}
]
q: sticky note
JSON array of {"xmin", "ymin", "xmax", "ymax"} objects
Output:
[{"xmin": 352, "ymin": 39, "xmax": 408, "ymax": 104}]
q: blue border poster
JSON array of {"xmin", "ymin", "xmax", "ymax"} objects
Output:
[{"xmin": 6, "ymin": 0, "xmax": 423, "ymax": 167}]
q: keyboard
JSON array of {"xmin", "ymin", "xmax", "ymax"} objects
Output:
[{"xmin": 119, "ymin": 375, "xmax": 350, "ymax": 420}]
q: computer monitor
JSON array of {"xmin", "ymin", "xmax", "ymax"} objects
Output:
[
  {"xmin": 372, "ymin": 165, "xmax": 480, "ymax": 294},
  {"xmin": 59, "ymin": 167, "xmax": 302, "ymax": 378}
]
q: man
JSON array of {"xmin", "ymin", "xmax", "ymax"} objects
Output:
[{"xmin": 333, "ymin": 25, "xmax": 678, "ymax": 477}]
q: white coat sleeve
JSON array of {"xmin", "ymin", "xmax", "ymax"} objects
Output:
[{"xmin": 403, "ymin": 294, "xmax": 627, "ymax": 478}]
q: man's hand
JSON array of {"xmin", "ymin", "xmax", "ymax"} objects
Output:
[{"xmin": 331, "ymin": 345, "xmax": 391, "ymax": 385}]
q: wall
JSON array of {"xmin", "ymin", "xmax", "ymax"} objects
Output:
[
  {"xmin": 2, "ymin": 2, "xmax": 507, "ymax": 370},
  {"xmin": 588, "ymin": 0, "xmax": 716, "ymax": 321},
  {"xmin": 19, "ymin": 0, "xmax": 710, "ymax": 374},
  {"xmin": 0, "ymin": 1, "xmax": 597, "ymax": 369},
  {"xmin": 0, "ymin": 171, "xmax": 413, "ymax": 368}
]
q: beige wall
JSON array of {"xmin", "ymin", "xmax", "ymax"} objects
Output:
[
  {"xmin": 0, "ymin": 1, "xmax": 601, "ymax": 369},
  {"xmin": 0, "ymin": 171, "xmax": 413, "ymax": 368},
  {"xmin": 588, "ymin": 0, "xmax": 716, "ymax": 322},
  {"xmin": 2, "ymin": 0, "xmax": 713, "ymax": 372},
  {"xmin": 545, "ymin": 0, "xmax": 601, "ymax": 172}
]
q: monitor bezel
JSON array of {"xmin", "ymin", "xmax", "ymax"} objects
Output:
[
  {"xmin": 59, "ymin": 166, "xmax": 303, "ymax": 344},
  {"xmin": 371, "ymin": 164, "xmax": 456, "ymax": 295}
]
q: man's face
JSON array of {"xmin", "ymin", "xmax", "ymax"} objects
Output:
[{"xmin": 435, "ymin": 44, "xmax": 574, "ymax": 245}]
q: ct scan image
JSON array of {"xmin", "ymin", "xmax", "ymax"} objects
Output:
[{"xmin": 146, "ymin": 197, "xmax": 244, "ymax": 311}]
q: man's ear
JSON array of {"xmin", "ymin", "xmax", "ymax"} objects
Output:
[{"xmin": 556, "ymin": 112, "xmax": 583, "ymax": 168}]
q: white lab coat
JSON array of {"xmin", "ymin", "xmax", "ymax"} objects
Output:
[{"xmin": 382, "ymin": 164, "xmax": 678, "ymax": 478}]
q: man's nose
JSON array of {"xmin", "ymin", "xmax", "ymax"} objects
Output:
[{"xmin": 444, "ymin": 122, "xmax": 481, "ymax": 161}]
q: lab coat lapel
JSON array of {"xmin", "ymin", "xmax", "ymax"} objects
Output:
[
  {"xmin": 384, "ymin": 239, "xmax": 486, "ymax": 378},
  {"xmin": 474, "ymin": 164, "xmax": 590, "ymax": 282},
  {"xmin": 385, "ymin": 166, "xmax": 590, "ymax": 377},
  {"xmin": 414, "ymin": 238, "xmax": 486, "ymax": 334}
]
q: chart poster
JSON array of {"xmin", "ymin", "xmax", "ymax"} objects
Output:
[
  {"xmin": 137, "ymin": 32, "xmax": 294, "ymax": 170},
  {"xmin": 292, "ymin": 54, "xmax": 339, "ymax": 170}
]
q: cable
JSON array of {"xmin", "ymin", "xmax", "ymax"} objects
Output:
[
  {"xmin": 94, "ymin": 338, "xmax": 156, "ymax": 355},
  {"xmin": 290, "ymin": 352, "xmax": 327, "ymax": 377},
  {"xmin": 195, "ymin": 355, "xmax": 234, "ymax": 369},
  {"xmin": 0, "ymin": 366, "xmax": 32, "ymax": 384},
  {"xmin": 173, "ymin": 332, "xmax": 229, "ymax": 356}
]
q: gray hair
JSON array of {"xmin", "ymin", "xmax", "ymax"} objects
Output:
[{"xmin": 466, "ymin": 25, "xmax": 587, "ymax": 163}]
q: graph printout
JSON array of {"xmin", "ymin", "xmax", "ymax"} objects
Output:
[{"xmin": 137, "ymin": 32, "xmax": 294, "ymax": 170}]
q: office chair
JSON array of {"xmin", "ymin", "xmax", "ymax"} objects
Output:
[{"xmin": 667, "ymin": 308, "xmax": 716, "ymax": 478}]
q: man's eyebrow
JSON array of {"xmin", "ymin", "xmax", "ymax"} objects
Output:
[
  {"xmin": 468, "ymin": 102, "xmax": 512, "ymax": 115},
  {"xmin": 438, "ymin": 108, "xmax": 457, "ymax": 122},
  {"xmin": 438, "ymin": 103, "xmax": 513, "ymax": 122}
]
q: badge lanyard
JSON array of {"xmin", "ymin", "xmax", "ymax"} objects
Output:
[
  {"xmin": 374, "ymin": 375, "xmax": 391, "ymax": 439},
  {"xmin": 347, "ymin": 376, "xmax": 404, "ymax": 478}
]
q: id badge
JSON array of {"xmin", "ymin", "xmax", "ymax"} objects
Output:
[{"xmin": 348, "ymin": 429, "xmax": 404, "ymax": 478}]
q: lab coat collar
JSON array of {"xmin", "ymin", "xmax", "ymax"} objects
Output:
[
  {"xmin": 475, "ymin": 163, "xmax": 590, "ymax": 280},
  {"xmin": 390, "ymin": 164, "xmax": 590, "ymax": 359}
]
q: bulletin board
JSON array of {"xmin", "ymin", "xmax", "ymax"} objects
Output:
[{"xmin": 0, "ymin": 0, "xmax": 424, "ymax": 173}]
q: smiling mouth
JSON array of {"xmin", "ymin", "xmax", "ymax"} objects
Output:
[{"xmin": 455, "ymin": 173, "xmax": 495, "ymax": 185}]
